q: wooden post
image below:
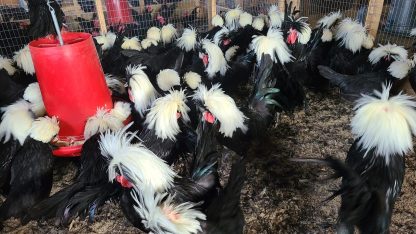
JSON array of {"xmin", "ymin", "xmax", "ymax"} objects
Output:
[
  {"xmin": 278, "ymin": 0, "xmax": 285, "ymax": 12},
  {"xmin": 95, "ymin": 0, "xmax": 107, "ymax": 34},
  {"xmin": 365, "ymin": 0, "xmax": 385, "ymax": 38},
  {"xmin": 207, "ymin": 0, "xmax": 216, "ymax": 29},
  {"xmin": 236, "ymin": 0, "xmax": 244, "ymax": 9},
  {"xmin": 139, "ymin": 0, "xmax": 145, "ymax": 12}
]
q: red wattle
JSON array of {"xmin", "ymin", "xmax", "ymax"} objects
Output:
[
  {"xmin": 116, "ymin": 175, "xmax": 133, "ymax": 188},
  {"xmin": 202, "ymin": 54, "xmax": 209, "ymax": 66},
  {"xmin": 287, "ymin": 28, "xmax": 298, "ymax": 44},
  {"xmin": 204, "ymin": 111, "xmax": 215, "ymax": 123}
]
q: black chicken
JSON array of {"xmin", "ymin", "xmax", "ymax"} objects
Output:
[
  {"xmin": 314, "ymin": 85, "xmax": 416, "ymax": 233},
  {"xmin": 201, "ymin": 160, "xmax": 246, "ymax": 233},
  {"xmin": 27, "ymin": 0, "xmax": 65, "ymax": 40},
  {"xmin": 327, "ymin": 17, "xmax": 374, "ymax": 75},
  {"xmin": 288, "ymin": 11, "xmax": 342, "ymax": 90},
  {"xmin": 0, "ymin": 116, "xmax": 59, "ymax": 221},
  {"xmin": 318, "ymin": 57, "xmax": 414, "ymax": 100},
  {"xmin": 0, "ymin": 100, "xmax": 36, "ymax": 194},
  {"xmin": 23, "ymin": 103, "xmax": 131, "ymax": 225}
]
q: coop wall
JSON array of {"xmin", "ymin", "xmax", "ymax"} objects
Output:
[
  {"xmin": 1, "ymin": 0, "xmax": 415, "ymax": 57},
  {"xmin": 0, "ymin": 0, "xmax": 209, "ymax": 57}
]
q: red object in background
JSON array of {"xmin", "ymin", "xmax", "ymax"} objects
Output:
[
  {"xmin": 105, "ymin": 0, "xmax": 133, "ymax": 25},
  {"xmin": 29, "ymin": 32, "xmax": 113, "ymax": 157}
]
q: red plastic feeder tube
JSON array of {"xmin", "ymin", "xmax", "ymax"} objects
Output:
[
  {"xmin": 105, "ymin": 0, "xmax": 134, "ymax": 25},
  {"xmin": 29, "ymin": 32, "xmax": 113, "ymax": 157}
]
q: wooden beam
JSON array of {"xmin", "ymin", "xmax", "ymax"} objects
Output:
[
  {"xmin": 278, "ymin": 0, "xmax": 285, "ymax": 12},
  {"xmin": 235, "ymin": 0, "xmax": 244, "ymax": 9},
  {"xmin": 95, "ymin": 0, "xmax": 107, "ymax": 34},
  {"xmin": 139, "ymin": 0, "xmax": 145, "ymax": 12},
  {"xmin": 207, "ymin": 0, "xmax": 216, "ymax": 29},
  {"xmin": 365, "ymin": 0, "xmax": 385, "ymax": 38}
]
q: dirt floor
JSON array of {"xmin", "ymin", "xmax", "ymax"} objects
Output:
[{"xmin": 2, "ymin": 88, "xmax": 416, "ymax": 233}]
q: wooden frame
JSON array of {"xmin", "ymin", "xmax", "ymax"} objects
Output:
[
  {"xmin": 95, "ymin": 0, "xmax": 107, "ymax": 34},
  {"xmin": 365, "ymin": 0, "xmax": 385, "ymax": 38},
  {"xmin": 89, "ymin": 0, "xmax": 386, "ymax": 40},
  {"xmin": 207, "ymin": 0, "xmax": 216, "ymax": 29}
]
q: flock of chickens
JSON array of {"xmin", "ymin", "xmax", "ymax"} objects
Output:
[{"xmin": 1, "ymin": 0, "xmax": 416, "ymax": 233}]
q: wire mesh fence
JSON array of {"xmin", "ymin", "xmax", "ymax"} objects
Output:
[
  {"xmin": 0, "ymin": 2, "xmax": 30, "ymax": 57},
  {"xmin": 300, "ymin": 0, "xmax": 369, "ymax": 26},
  {"xmin": 1, "ymin": 0, "xmax": 416, "ymax": 58},
  {"xmin": 376, "ymin": 0, "xmax": 416, "ymax": 48},
  {"xmin": 0, "ymin": 0, "xmax": 209, "ymax": 57}
]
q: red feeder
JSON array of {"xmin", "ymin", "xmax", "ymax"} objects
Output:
[
  {"xmin": 29, "ymin": 32, "xmax": 113, "ymax": 157},
  {"xmin": 105, "ymin": 0, "xmax": 133, "ymax": 25}
]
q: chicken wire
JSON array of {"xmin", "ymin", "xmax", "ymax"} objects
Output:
[
  {"xmin": 376, "ymin": 0, "xmax": 416, "ymax": 48},
  {"xmin": 1, "ymin": 0, "xmax": 415, "ymax": 57},
  {"xmin": 0, "ymin": 0, "xmax": 209, "ymax": 57},
  {"xmin": 300, "ymin": 0, "xmax": 369, "ymax": 25},
  {"xmin": 0, "ymin": 2, "xmax": 30, "ymax": 57}
]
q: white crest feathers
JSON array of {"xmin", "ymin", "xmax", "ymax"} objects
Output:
[
  {"xmin": 13, "ymin": 45, "xmax": 35, "ymax": 75},
  {"xmin": 141, "ymin": 38, "xmax": 158, "ymax": 50},
  {"xmin": 239, "ymin": 12, "xmax": 253, "ymax": 27},
  {"xmin": 268, "ymin": 5, "xmax": 284, "ymax": 28},
  {"xmin": 105, "ymin": 74, "xmax": 127, "ymax": 95},
  {"xmin": 317, "ymin": 11, "xmax": 342, "ymax": 29},
  {"xmin": 213, "ymin": 27, "xmax": 230, "ymax": 46},
  {"xmin": 225, "ymin": 6, "xmax": 242, "ymax": 30},
  {"xmin": 161, "ymin": 24, "xmax": 178, "ymax": 45},
  {"xmin": 0, "ymin": 100, "xmax": 34, "ymax": 145},
  {"xmin": 193, "ymin": 84, "xmax": 247, "ymax": 137},
  {"xmin": 29, "ymin": 116, "xmax": 59, "ymax": 143},
  {"xmin": 147, "ymin": 27, "xmax": 161, "ymax": 42},
  {"xmin": 335, "ymin": 18, "xmax": 369, "ymax": 53},
  {"xmin": 410, "ymin": 28, "xmax": 416, "ymax": 36},
  {"xmin": 225, "ymin": 45, "xmax": 239, "ymax": 62},
  {"xmin": 110, "ymin": 101, "xmax": 131, "ymax": 122},
  {"xmin": 145, "ymin": 89, "xmax": 190, "ymax": 141},
  {"xmin": 131, "ymin": 186, "xmax": 206, "ymax": 234},
  {"xmin": 157, "ymin": 69, "xmax": 181, "ymax": 91},
  {"xmin": 176, "ymin": 27, "xmax": 198, "ymax": 52},
  {"xmin": 211, "ymin": 14, "xmax": 224, "ymax": 27},
  {"xmin": 84, "ymin": 101, "xmax": 131, "ymax": 140},
  {"xmin": 363, "ymin": 34, "xmax": 374, "ymax": 49},
  {"xmin": 251, "ymin": 28, "xmax": 294, "ymax": 64},
  {"xmin": 23, "ymin": 82, "xmax": 45, "ymax": 117},
  {"xmin": 201, "ymin": 39, "xmax": 229, "ymax": 78},
  {"xmin": 94, "ymin": 32, "xmax": 117, "ymax": 51},
  {"xmin": 121, "ymin": 37, "xmax": 142, "ymax": 51},
  {"xmin": 99, "ymin": 125, "xmax": 176, "ymax": 192},
  {"xmin": 127, "ymin": 65, "xmax": 159, "ymax": 117},
  {"xmin": 0, "ymin": 55, "xmax": 16, "ymax": 75},
  {"xmin": 297, "ymin": 20, "xmax": 312, "ymax": 45},
  {"xmin": 388, "ymin": 59, "xmax": 414, "ymax": 79},
  {"xmin": 183, "ymin": 71, "xmax": 202, "ymax": 90},
  {"xmin": 368, "ymin": 43, "xmax": 408, "ymax": 65},
  {"xmin": 252, "ymin": 16, "xmax": 265, "ymax": 31},
  {"xmin": 351, "ymin": 84, "xmax": 416, "ymax": 163},
  {"xmin": 321, "ymin": 28, "xmax": 333, "ymax": 42}
]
